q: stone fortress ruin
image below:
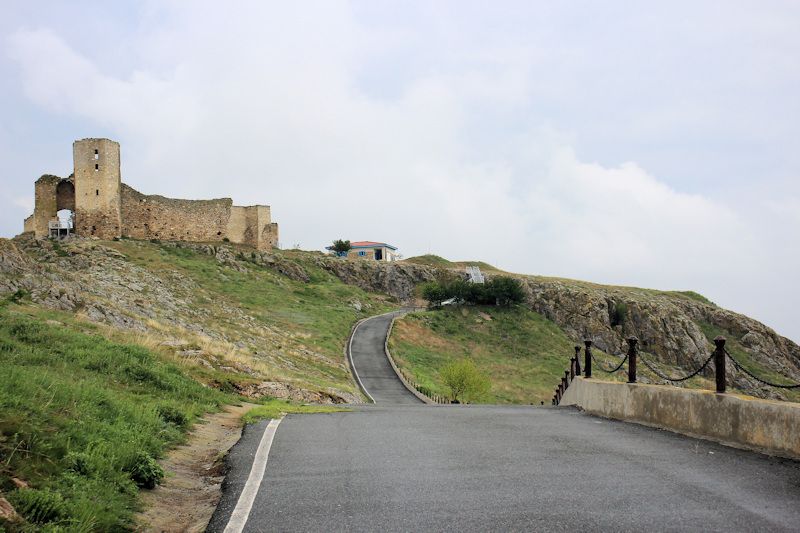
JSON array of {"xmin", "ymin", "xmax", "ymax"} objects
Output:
[{"xmin": 23, "ymin": 138, "xmax": 278, "ymax": 250}]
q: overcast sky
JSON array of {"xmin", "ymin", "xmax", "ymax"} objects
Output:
[{"xmin": 2, "ymin": 1, "xmax": 799, "ymax": 342}]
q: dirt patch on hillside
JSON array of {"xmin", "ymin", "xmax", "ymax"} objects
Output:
[{"xmin": 135, "ymin": 403, "xmax": 256, "ymax": 532}]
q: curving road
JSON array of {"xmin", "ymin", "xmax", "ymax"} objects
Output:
[
  {"xmin": 348, "ymin": 311, "xmax": 423, "ymax": 405},
  {"xmin": 208, "ymin": 312, "xmax": 800, "ymax": 532}
]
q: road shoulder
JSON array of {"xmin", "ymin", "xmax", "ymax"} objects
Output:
[{"xmin": 135, "ymin": 403, "xmax": 256, "ymax": 532}]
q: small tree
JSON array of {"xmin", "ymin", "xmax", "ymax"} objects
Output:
[
  {"xmin": 486, "ymin": 277, "xmax": 525, "ymax": 307},
  {"xmin": 440, "ymin": 359, "xmax": 490, "ymax": 403},
  {"xmin": 422, "ymin": 282, "xmax": 449, "ymax": 308},
  {"xmin": 331, "ymin": 239, "xmax": 351, "ymax": 257}
]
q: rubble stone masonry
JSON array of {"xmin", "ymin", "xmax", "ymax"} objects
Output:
[{"xmin": 23, "ymin": 138, "xmax": 279, "ymax": 250}]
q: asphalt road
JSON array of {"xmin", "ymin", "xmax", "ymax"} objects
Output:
[
  {"xmin": 348, "ymin": 312, "xmax": 423, "ymax": 405},
  {"xmin": 214, "ymin": 405, "xmax": 800, "ymax": 532},
  {"xmin": 208, "ymin": 312, "xmax": 800, "ymax": 532}
]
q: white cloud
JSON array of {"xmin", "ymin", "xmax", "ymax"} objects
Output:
[{"xmin": 4, "ymin": 2, "xmax": 799, "ymax": 341}]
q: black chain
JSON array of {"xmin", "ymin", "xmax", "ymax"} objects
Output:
[
  {"xmin": 591, "ymin": 353, "xmax": 628, "ymax": 374},
  {"xmin": 638, "ymin": 352, "xmax": 714, "ymax": 382},
  {"xmin": 725, "ymin": 349, "xmax": 800, "ymax": 389}
]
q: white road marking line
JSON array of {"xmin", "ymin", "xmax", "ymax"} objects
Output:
[
  {"xmin": 348, "ymin": 317, "xmax": 376, "ymax": 403},
  {"xmin": 223, "ymin": 418, "xmax": 283, "ymax": 533}
]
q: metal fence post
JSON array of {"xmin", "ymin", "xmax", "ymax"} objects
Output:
[
  {"xmin": 584, "ymin": 340, "xmax": 593, "ymax": 378},
  {"xmin": 564, "ymin": 370, "xmax": 571, "ymax": 387},
  {"xmin": 574, "ymin": 346, "xmax": 582, "ymax": 375},
  {"xmin": 627, "ymin": 337, "xmax": 638, "ymax": 383},
  {"xmin": 714, "ymin": 336, "xmax": 727, "ymax": 393},
  {"xmin": 569, "ymin": 357, "xmax": 576, "ymax": 380}
]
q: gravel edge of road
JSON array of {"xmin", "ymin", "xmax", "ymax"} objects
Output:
[{"xmin": 204, "ymin": 418, "xmax": 272, "ymax": 533}]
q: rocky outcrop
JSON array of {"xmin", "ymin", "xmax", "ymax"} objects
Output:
[
  {"xmin": 313, "ymin": 256, "xmax": 438, "ymax": 301},
  {"xmin": 3, "ymin": 235, "xmax": 797, "ymax": 402},
  {"xmin": 158, "ymin": 241, "xmax": 438, "ymax": 301},
  {"xmin": 0, "ymin": 236, "xmax": 361, "ymax": 402},
  {"xmin": 231, "ymin": 381, "xmax": 360, "ymax": 404},
  {"xmin": 520, "ymin": 276, "xmax": 800, "ymax": 399}
]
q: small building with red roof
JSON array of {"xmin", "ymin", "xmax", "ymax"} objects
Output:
[{"xmin": 327, "ymin": 241, "xmax": 400, "ymax": 262}]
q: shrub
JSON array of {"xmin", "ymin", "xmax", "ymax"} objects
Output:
[
  {"xmin": 420, "ymin": 276, "xmax": 524, "ymax": 307},
  {"xmin": 125, "ymin": 451, "xmax": 164, "ymax": 489},
  {"xmin": 9, "ymin": 289, "xmax": 30, "ymax": 304},
  {"xmin": 222, "ymin": 237, "xmax": 230, "ymax": 242},
  {"xmin": 487, "ymin": 277, "xmax": 525, "ymax": 306},
  {"xmin": 611, "ymin": 302, "xmax": 628, "ymax": 327},
  {"xmin": 421, "ymin": 282, "xmax": 449, "ymax": 307},
  {"xmin": 440, "ymin": 359, "xmax": 490, "ymax": 403}
]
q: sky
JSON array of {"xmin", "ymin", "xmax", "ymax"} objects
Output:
[{"xmin": 1, "ymin": 1, "xmax": 799, "ymax": 342}]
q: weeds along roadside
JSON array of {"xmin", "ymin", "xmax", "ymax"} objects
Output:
[{"xmin": 0, "ymin": 302, "xmax": 340, "ymax": 532}]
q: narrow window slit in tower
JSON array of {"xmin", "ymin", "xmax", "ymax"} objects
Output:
[
  {"xmin": 94, "ymin": 149, "xmax": 99, "ymax": 160},
  {"xmin": 95, "ymin": 164, "xmax": 99, "ymax": 171},
  {"xmin": 96, "ymin": 190, "xmax": 99, "ymax": 196}
]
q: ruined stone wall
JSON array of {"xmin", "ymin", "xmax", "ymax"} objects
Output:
[
  {"xmin": 23, "ymin": 137, "xmax": 279, "ymax": 250},
  {"xmin": 32, "ymin": 175, "xmax": 60, "ymax": 238},
  {"xmin": 73, "ymin": 139, "xmax": 122, "ymax": 239},
  {"xmin": 250, "ymin": 205, "xmax": 277, "ymax": 249},
  {"xmin": 120, "ymin": 184, "xmax": 233, "ymax": 242},
  {"xmin": 226, "ymin": 205, "xmax": 277, "ymax": 249},
  {"xmin": 263, "ymin": 222, "xmax": 279, "ymax": 249},
  {"xmin": 226, "ymin": 206, "xmax": 255, "ymax": 246}
]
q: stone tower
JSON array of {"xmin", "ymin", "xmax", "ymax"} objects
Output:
[{"xmin": 73, "ymin": 138, "xmax": 122, "ymax": 239}]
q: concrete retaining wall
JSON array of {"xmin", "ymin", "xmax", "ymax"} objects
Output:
[{"xmin": 560, "ymin": 377, "xmax": 800, "ymax": 459}]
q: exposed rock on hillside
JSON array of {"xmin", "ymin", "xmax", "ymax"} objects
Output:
[
  {"xmin": 0, "ymin": 236, "xmax": 369, "ymax": 403},
  {"xmin": 313, "ymin": 256, "xmax": 438, "ymax": 301},
  {"xmin": 520, "ymin": 276, "xmax": 800, "ymax": 399},
  {"xmin": 3, "ymin": 235, "xmax": 797, "ymax": 402}
]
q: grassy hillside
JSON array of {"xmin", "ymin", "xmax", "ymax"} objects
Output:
[
  {"xmin": 388, "ymin": 306, "xmax": 582, "ymax": 404},
  {"xmin": 0, "ymin": 237, "xmax": 405, "ymax": 531},
  {"xmin": 0, "ymin": 303, "xmax": 235, "ymax": 531},
  {"xmin": 107, "ymin": 241, "xmax": 396, "ymax": 395},
  {"xmin": 4, "ymin": 237, "xmax": 399, "ymax": 400},
  {"xmin": 388, "ymin": 306, "xmax": 732, "ymax": 405},
  {"xmin": 403, "ymin": 254, "xmax": 504, "ymax": 273}
]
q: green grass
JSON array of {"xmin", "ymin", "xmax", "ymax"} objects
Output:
[
  {"xmin": 105, "ymin": 240, "xmax": 397, "ymax": 394},
  {"xmin": 403, "ymin": 255, "xmax": 503, "ymax": 273},
  {"xmin": 242, "ymin": 399, "xmax": 348, "ymax": 424},
  {"xmin": 0, "ymin": 303, "xmax": 236, "ymax": 531},
  {"xmin": 403, "ymin": 255, "xmax": 454, "ymax": 267},
  {"xmin": 388, "ymin": 306, "xmax": 583, "ymax": 404},
  {"xmin": 664, "ymin": 291, "xmax": 716, "ymax": 306}
]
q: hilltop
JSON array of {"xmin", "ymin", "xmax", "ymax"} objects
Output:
[
  {"xmin": 1, "ymin": 238, "xmax": 796, "ymax": 404},
  {"xmin": 397, "ymin": 253, "xmax": 800, "ymax": 403},
  {"xmin": 0, "ymin": 235, "xmax": 439, "ymax": 404}
]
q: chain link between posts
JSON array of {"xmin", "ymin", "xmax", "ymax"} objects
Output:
[
  {"xmin": 638, "ymin": 352, "xmax": 714, "ymax": 383},
  {"xmin": 725, "ymin": 349, "xmax": 800, "ymax": 389},
  {"xmin": 590, "ymin": 353, "xmax": 628, "ymax": 374}
]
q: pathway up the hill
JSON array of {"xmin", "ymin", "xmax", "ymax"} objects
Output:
[{"xmin": 348, "ymin": 311, "xmax": 423, "ymax": 405}]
